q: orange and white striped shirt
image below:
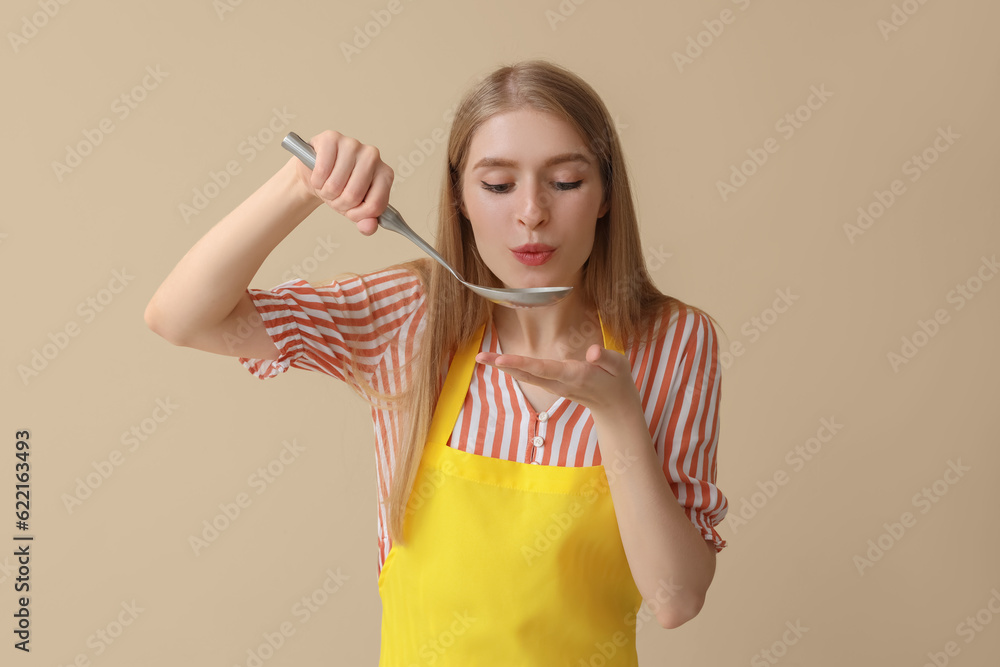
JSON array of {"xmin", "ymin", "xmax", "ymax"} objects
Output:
[{"xmin": 238, "ymin": 267, "xmax": 728, "ymax": 577}]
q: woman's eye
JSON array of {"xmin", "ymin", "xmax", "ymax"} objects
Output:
[
  {"xmin": 480, "ymin": 180, "xmax": 583, "ymax": 194},
  {"xmin": 481, "ymin": 182, "xmax": 512, "ymax": 193}
]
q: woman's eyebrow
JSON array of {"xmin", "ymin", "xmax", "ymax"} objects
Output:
[{"xmin": 472, "ymin": 152, "xmax": 591, "ymax": 170}]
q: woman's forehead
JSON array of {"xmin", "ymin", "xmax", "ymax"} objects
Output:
[{"xmin": 465, "ymin": 110, "xmax": 595, "ymax": 168}]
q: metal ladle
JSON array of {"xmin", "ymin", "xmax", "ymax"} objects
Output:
[{"xmin": 282, "ymin": 132, "xmax": 572, "ymax": 309}]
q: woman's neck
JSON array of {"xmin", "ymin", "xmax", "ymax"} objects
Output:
[{"xmin": 491, "ymin": 287, "xmax": 601, "ymax": 361}]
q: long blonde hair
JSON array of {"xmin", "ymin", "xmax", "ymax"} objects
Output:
[{"xmin": 320, "ymin": 59, "xmax": 723, "ymax": 548}]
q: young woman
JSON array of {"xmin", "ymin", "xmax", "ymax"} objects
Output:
[{"xmin": 146, "ymin": 59, "xmax": 728, "ymax": 664}]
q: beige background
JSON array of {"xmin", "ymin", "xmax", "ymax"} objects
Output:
[{"xmin": 3, "ymin": 0, "xmax": 999, "ymax": 665}]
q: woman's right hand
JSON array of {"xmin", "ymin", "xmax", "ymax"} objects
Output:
[{"xmin": 291, "ymin": 130, "xmax": 394, "ymax": 236}]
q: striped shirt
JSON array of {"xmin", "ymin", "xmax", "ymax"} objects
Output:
[{"xmin": 238, "ymin": 267, "xmax": 728, "ymax": 577}]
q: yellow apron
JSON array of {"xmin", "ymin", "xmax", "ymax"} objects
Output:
[{"xmin": 378, "ymin": 315, "xmax": 644, "ymax": 666}]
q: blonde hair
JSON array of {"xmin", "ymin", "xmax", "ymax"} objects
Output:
[{"xmin": 317, "ymin": 59, "xmax": 723, "ymax": 548}]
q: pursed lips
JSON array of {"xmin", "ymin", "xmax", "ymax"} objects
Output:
[{"xmin": 511, "ymin": 243, "xmax": 556, "ymax": 253}]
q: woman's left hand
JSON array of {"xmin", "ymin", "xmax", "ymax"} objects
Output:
[{"xmin": 475, "ymin": 345, "xmax": 640, "ymax": 417}]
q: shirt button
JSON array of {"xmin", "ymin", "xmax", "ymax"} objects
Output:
[
  {"xmin": 532, "ymin": 436, "xmax": 544, "ymax": 447},
  {"xmin": 530, "ymin": 460, "xmax": 541, "ymax": 465},
  {"xmin": 537, "ymin": 412, "xmax": 548, "ymax": 422}
]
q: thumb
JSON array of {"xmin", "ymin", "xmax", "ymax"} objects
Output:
[
  {"xmin": 586, "ymin": 344, "xmax": 605, "ymax": 365},
  {"xmin": 357, "ymin": 218, "xmax": 379, "ymax": 236},
  {"xmin": 587, "ymin": 344, "xmax": 624, "ymax": 376}
]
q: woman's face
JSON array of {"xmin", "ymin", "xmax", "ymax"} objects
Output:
[{"xmin": 459, "ymin": 108, "xmax": 609, "ymax": 291}]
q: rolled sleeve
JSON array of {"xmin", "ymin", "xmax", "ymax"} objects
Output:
[
  {"xmin": 237, "ymin": 267, "xmax": 425, "ymax": 391},
  {"xmin": 656, "ymin": 308, "xmax": 728, "ymax": 553},
  {"xmin": 238, "ymin": 286, "xmax": 305, "ymax": 379}
]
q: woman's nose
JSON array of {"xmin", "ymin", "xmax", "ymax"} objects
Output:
[{"xmin": 517, "ymin": 182, "xmax": 550, "ymax": 228}]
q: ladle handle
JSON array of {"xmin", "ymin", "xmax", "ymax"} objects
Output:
[
  {"xmin": 281, "ymin": 132, "xmax": 467, "ymax": 284},
  {"xmin": 281, "ymin": 131, "xmax": 320, "ymax": 170}
]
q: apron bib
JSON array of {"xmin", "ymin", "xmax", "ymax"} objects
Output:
[{"xmin": 378, "ymin": 315, "xmax": 644, "ymax": 666}]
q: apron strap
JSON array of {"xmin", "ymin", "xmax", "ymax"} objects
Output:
[
  {"xmin": 599, "ymin": 311, "xmax": 624, "ymax": 354},
  {"xmin": 426, "ymin": 323, "xmax": 485, "ymax": 445}
]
